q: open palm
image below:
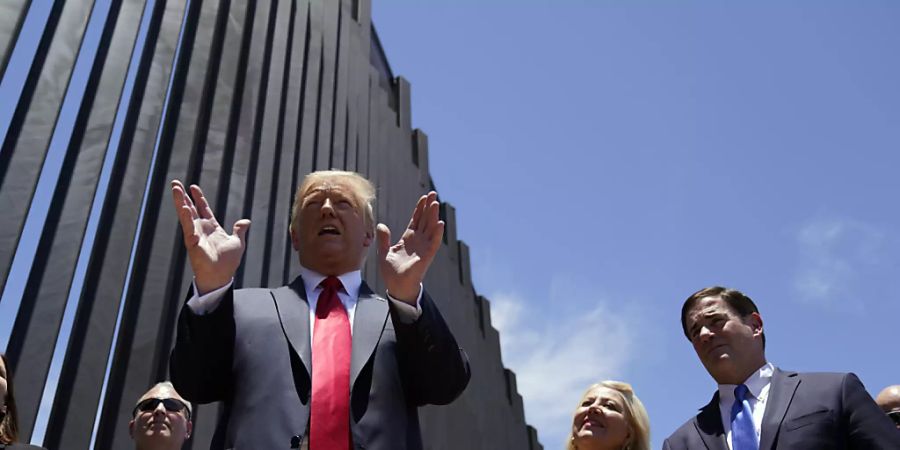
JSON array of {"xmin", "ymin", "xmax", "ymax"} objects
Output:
[
  {"xmin": 171, "ymin": 180, "xmax": 250, "ymax": 294},
  {"xmin": 377, "ymin": 191, "xmax": 444, "ymax": 303}
]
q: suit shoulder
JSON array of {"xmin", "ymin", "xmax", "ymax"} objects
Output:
[
  {"xmin": 665, "ymin": 415, "xmax": 700, "ymax": 444},
  {"xmin": 791, "ymin": 370, "xmax": 854, "ymax": 384},
  {"xmin": 231, "ymin": 287, "xmax": 283, "ymax": 317},
  {"xmin": 234, "ymin": 286, "xmax": 273, "ymax": 295},
  {"xmin": 232, "ymin": 287, "xmax": 277, "ymax": 301}
]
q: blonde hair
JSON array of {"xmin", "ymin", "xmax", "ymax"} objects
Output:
[
  {"xmin": 567, "ymin": 380, "xmax": 651, "ymax": 450},
  {"xmin": 289, "ymin": 170, "xmax": 376, "ymax": 233}
]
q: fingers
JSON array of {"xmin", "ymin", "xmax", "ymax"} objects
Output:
[
  {"xmin": 429, "ymin": 220, "xmax": 445, "ymax": 253},
  {"xmin": 376, "ymin": 223, "xmax": 391, "ymax": 260},
  {"xmin": 232, "ymin": 219, "xmax": 251, "ymax": 244},
  {"xmin": 407, "ymin": 194, "xmax": 427, "ymax": 231},
  {"xmin": 409, "ymin": 191, "xmax": 439, "ymax": 232},
  {"xmin": 177, "ymin": 206, "xmax": 199, "ymax": 247},
  {"xmin": 172, "ymin": 181, "xmax": 198, "ymax": 246},
  {"xmin": 417, "ymin": 191, "xmax": 440, "ymax": 235},
  {"xmin": 189, "ymin": 184, "xmax": 216, "ymax": 221},
  {"xmin": 171, "ymin": 180, "xmax": 198, "ymax": 220}
]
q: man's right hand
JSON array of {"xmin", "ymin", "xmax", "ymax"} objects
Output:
[{"xmin": 171, "ymin": 180, "xmax": 250, "ymax": 295}]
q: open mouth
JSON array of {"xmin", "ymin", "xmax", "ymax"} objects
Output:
[
  {"xmin": 318, "ymin": 225, "xmax": 341, "ymax": 236},
  {"xmin": 583, "ymin": 417, "xmax": 604, "ymax": 429}
]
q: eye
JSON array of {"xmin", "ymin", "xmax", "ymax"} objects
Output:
[
  {"xmin": 603, "ymin": 401, "xmax": 621, "ymax": 412},
  {"xmin": 689, "ymin": 324, "xmax": 700, "ymax": 339},
  {"xmin": 302, "ymin": 195, "xmax": 323, "ymax": 209}
]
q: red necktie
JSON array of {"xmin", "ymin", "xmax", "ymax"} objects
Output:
[{"xmin": 310, "ymin": 276, "xmax": 351, "ymax": 450}]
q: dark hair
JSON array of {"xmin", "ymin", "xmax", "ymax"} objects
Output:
[
  {"xmin": 1, "ymin": 353, "xmax": 20, "ymax": 445},
  {"xmin": 680, "ymin": 286, "xmax": 766, "ymax": 348}
]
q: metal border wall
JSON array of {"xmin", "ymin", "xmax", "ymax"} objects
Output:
[{"xmin": 0, "ymin": 1, "xmax": 543, "ymax": 449}]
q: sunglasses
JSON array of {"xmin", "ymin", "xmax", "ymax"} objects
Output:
[
  {"xmin": 132, "ymin": 398, "xmax": 190, "ymax": 420},
  {"xmin": 889, "ymin": 411, "xmax": 900, "ymax": 426}
]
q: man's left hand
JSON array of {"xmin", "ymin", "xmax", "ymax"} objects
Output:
[{"xmin": 376, "ymin": 191, "xmax": 444, "ymax": 304}]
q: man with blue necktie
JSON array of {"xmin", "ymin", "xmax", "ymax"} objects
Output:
[{"xmin": 663, "ymin": 286, "xmax": 899, "ymax": 450}]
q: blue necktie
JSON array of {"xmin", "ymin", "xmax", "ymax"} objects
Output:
[{"xmin": 731, "ymin": 384, "xmax": 759, "ymax": 450}]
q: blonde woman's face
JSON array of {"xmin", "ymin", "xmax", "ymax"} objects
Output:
[{"xmin": 572, "ymin": 387, "xmax": 631, "ymax": 450}]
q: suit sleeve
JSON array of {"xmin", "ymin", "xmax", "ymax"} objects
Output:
[
  {"xmin": 392, "ymin": 289, "xmax": 471, "ymax": 406},
  {"xmin": 842, "ymin": 372, "xmax": 900, "ymax": 446},
  {"xmin": 169, "ymin": 286, "xmax": 236, "ymax": 404}
]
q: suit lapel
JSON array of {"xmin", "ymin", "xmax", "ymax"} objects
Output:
[
  {"xmin": 272, "ymin": 276, "xmax": 312, "ymax": 377},
  {"xmin": 350, "ymin": 282, "xmax": 388, "ymax": 389},
  {"xmin": 758, "ymin": 368, "xmax": 800, "ymax": 450},
  {"xmin": 694, "ymin": 392, "xmax": 729, "ymax": 450}
]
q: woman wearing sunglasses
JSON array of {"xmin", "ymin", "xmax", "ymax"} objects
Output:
[{"xmin": 0, "ymin": 353, "xmax": 46, "ymax": 450}]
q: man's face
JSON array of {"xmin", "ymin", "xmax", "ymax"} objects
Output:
[
  {"xmin": 685, "ymin": 296, "xmax": 765, "ymax": 385},
  {"xmin": 875, "ymin": 387, "xmax": 900, "ymax": 429},
  {"xmin": 129, "ymin": 386, "xmax": 191, "ymax": 449},
  {"xmin": 291, "ymin": 177, "xmax": 373, "ymax": 275}
]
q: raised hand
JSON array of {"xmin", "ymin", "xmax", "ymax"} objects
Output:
[
  {"xmin": 171, "ymin": 180, "xmax": 251, "ymax": 294},
  {"xmin": 376, "ymin": 191, "xmax": 444, "ymax": 304}
]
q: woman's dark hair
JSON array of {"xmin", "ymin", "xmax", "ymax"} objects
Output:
[{"xmin": 1, "ymin": 353, "xmax": 20, "ymax": 444}]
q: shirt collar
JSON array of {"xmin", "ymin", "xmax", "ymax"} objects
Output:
[
  {"xmin": 718, "ymin": 361, "xmax": 775, "ymax": 402},
  {"xmin": 298, "ymin": 265, "xmax": 362, "ymax": 300}
]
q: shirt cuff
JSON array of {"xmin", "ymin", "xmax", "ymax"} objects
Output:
[
  {"xmin": 186, "ymin": 278, "xmax": 233, "ymax": 315},
  {"xmin": 386, "ymin": 284, "xmax": 423, "ymax": 324}
]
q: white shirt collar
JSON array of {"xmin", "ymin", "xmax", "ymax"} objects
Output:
[
  {"xmin": 719, "ymin": 361, "xmax": 775, "ymax": 404},
  {"xmin": 298, "ymin": 265, "xmax": 362, "ymax": 300},
  {"xmin": 718, "ymin": 361, "xmax": 775, "ymax": 402}
]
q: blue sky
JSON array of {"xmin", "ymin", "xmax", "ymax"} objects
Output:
[
  {"xmin": 372, "ymin": 1, "xmax": 900, "ymax": 448},
  {"xmin": 1, "ymin": 1, "xmax": 898, "ymax": 448}
]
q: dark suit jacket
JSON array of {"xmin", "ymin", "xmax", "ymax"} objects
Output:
[
  {"xmin": 664, "ymin": 369, "xmax": 900, "ymax": 449},
  {"xmin": 170, "ymin": 276, "xmax": 470, "ymax": 450}
]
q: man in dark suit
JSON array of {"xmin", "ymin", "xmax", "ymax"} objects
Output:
[
  {"xmin": 168, "ymin": 170, "xmax": 470, "ymax": 449},
  {"xmin": 664, "ymin": 286, "xmax": 899, "ymax": 450}
]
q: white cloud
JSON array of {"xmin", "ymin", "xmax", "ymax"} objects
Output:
[
  {"xmin": 488, "ymin": 282, "xmax": 649, "ymax": 448},
  {"xmin": 793, "ymin": 217, "xmax": 885, "ymax": 310}
]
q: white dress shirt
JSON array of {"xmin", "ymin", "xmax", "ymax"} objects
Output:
[
  {"xmin": 717, "ymin": 361, "xmax": 775, "ymax": 449},
  {"xmin": 186, "ymin": 265, "xmax": 422, "ymax": 344}
]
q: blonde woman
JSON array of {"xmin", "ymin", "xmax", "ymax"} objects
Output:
[{"xmin": 568, "ymin": 380, "xmax": 650, "ymax": 450}]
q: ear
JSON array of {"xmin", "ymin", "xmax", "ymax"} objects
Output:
[
  {"xmin": 749, "ymin": 312, "xmax": 764, "ymax": 337},
  {"xmin": 362, "ymin": 228, "xmax": 374, "ymax": 248},
  {"xmin": 186, "ymin": 420, "xmax": 193, "ymax": 439},
  {"xmin": 290, "ymin": 225, "xmax": 300, "ymax": 251},
  {"xmin": 128, "ymin": 419, "xmax": 135, "ymax": 438}
]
